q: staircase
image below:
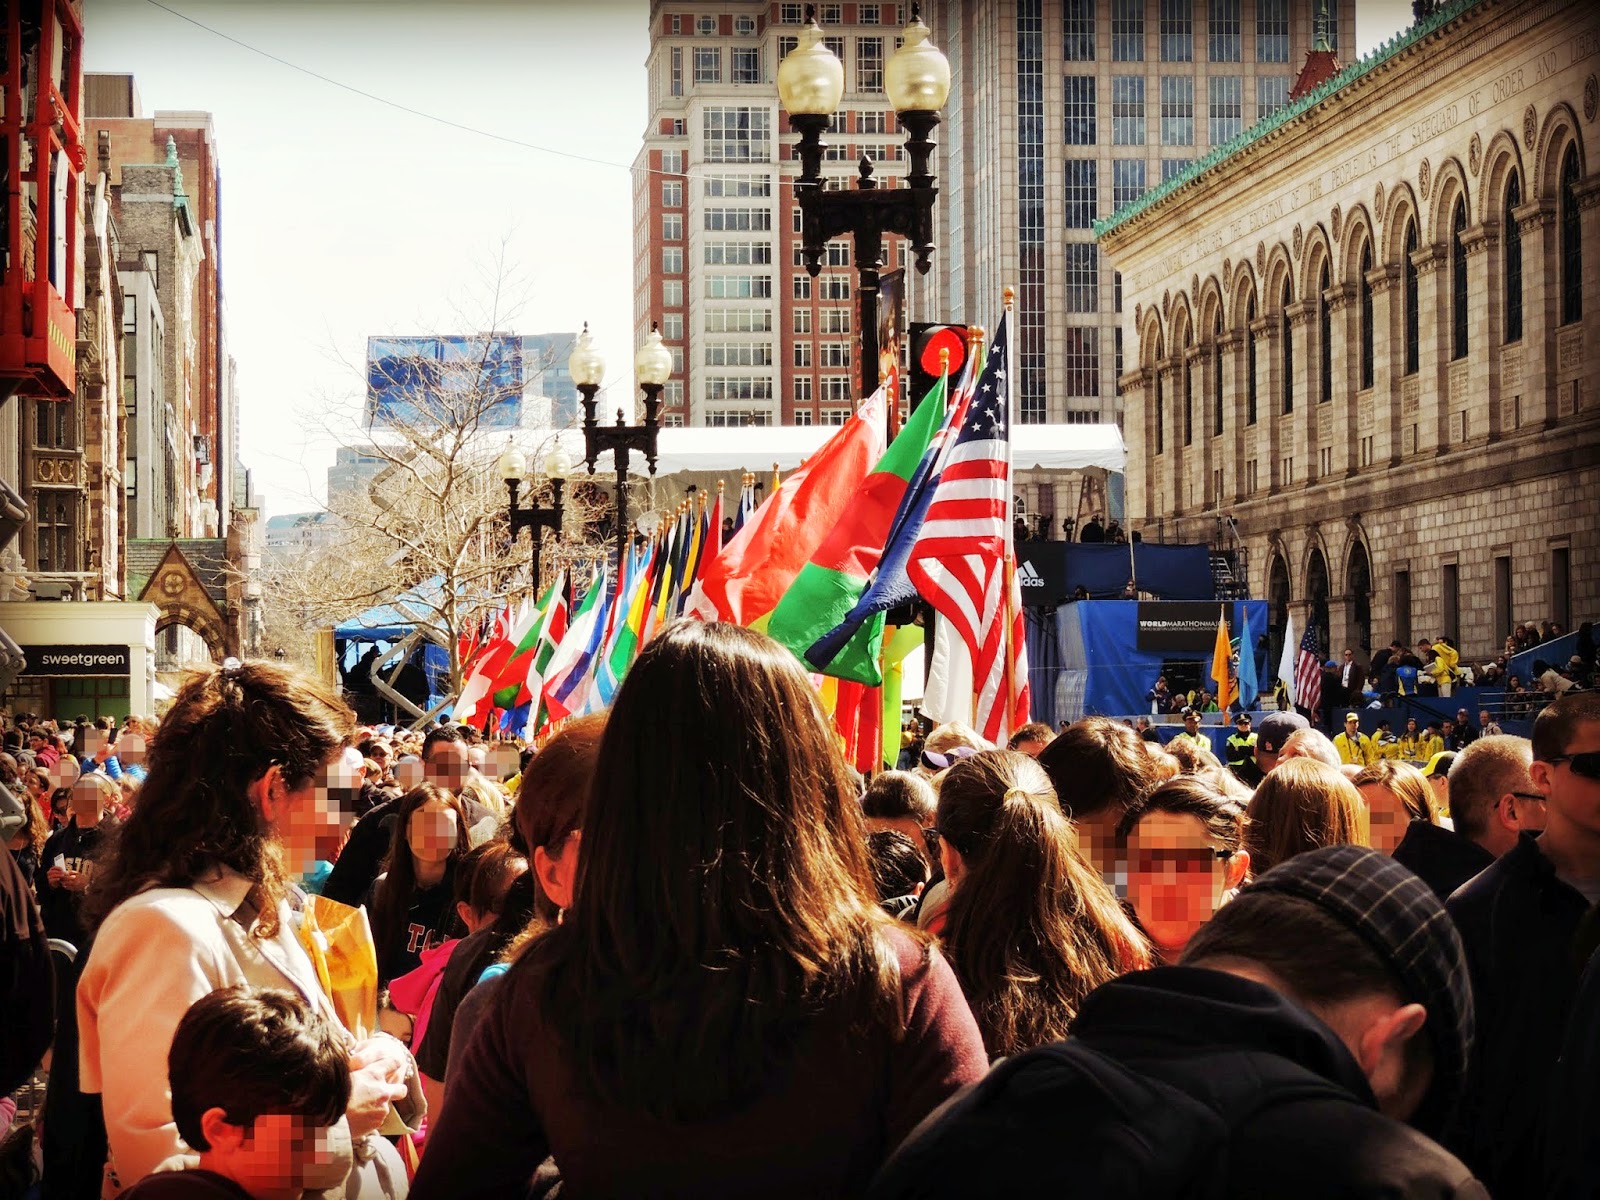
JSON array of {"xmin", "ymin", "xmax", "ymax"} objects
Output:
[{"xmin": 1210, "ymin": 551, "xmax": 1249, "ymax": 600}]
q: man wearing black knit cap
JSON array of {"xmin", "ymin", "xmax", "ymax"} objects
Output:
[{"xmin": 870, "ymin": 846, "xmax": 1485, "ymax": 1199}]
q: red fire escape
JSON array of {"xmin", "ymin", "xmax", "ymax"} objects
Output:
[{"xmin": 1, "ymin": 0, "xmax": 83, "ymax": 401}]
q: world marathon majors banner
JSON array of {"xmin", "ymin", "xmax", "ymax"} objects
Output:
[
  {"xmin": 1135, "ymin": 602, "xmax": 1226, "ymax": 654},
  {"xmin": 18, "ymin": 645, "xmax": 132, "ymax": 676}
]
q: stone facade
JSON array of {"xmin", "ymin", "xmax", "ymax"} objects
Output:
[{"xmin": 1100, "ymin": 0, "xmax": 1600, "ymax": 666}]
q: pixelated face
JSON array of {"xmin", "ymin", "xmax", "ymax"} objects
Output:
[
  {"xmin": 408, "ymin": 797, "xmax": 459, "ymax": 863},
  {"xmin": 82, "ymin": 729, "xmax": 111, "ymax": 760},
  {"xmin": 232, "ymin": 1113, "xmax": 353, "ymax": 1199},
  {"xmin": 47, "ymin": 754, "xmax": 80, "ymax": 791},
  {"xmin": 485, "ymin": 743, "xmax": 521, "ymax": 782},
  {"xmin": 274, "ymin": 750, "xmax": 354, "ymax": 876},
  {"xmin": 1406, "ymin": 720, "xmax": 1418, "ymax": 733},
  {"xmin": 1126, "ymin": 811, "xmax": 1230, "ymax": 957},
  {"xmin": 424, "ymin": 739, "xmax": 469, "ymax": 790},
  {"xmin": 70, "ymin": 775, "xmax": 107, "ymax": 821},
  {"xmin": 394, "ymin": 756, "xmax": 424, "ymax": 791},
  {"xmin": 116, "ymin": 730, "xmax": 147, "ymax": 767},
  {"xmin": 1358, "ymin": 782, "xmax": 1413, "ymax": 854}
]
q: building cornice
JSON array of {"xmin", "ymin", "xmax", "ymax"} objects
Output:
[{"xmin": 1095, "ymin": 0, "xmax": 1505, "ymax": 244}]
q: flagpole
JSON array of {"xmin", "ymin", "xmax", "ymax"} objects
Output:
[{"xmin": 1001, "ymin": 285, "xmax": 1018, "ymax": 735}]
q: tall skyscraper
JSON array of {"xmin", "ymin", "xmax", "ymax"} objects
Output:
[
  {"xmin": 930, "ymin": 0, "xmax": 1353, "ymax": 428},
  {"xmin": 634, "ymin": 3, "xmax": 927, "ymax": 429}
]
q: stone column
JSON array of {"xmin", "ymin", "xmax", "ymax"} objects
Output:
[
  {"xmin": 1251, "ymin": 314, "xmax": 1276, "ymax": 497},
  {"xmin": 1367, "ymin": 263, "xmax": 1403, "ymax": 465},
  {"xmin": 1184, "ymin": 345, "xmax": 1208, "ymax": 509},
  {"xmin": 1218, "ymin": 329, "xmax": 1245, "ymax": 504},
  {"xmin": 1325, "ymin": 283, "xmax": 1357, "ymax": 478},
  {"xmin": 1568, "ymin": 177, "xmax": 1600, "ymax": 422},
  {"xmin": 1119, "ymin": 367, "xmax": 1153, "ymax": 521},
  {"xmin": 1412, "ymin": 241, "xmax": 1449, "ymax": 456},
  {"xmin": 1284, "ymin": 301, "xmax": 1315, "ymax": 489},
  {"xmin": 1154, "ymin": 358, "xmax": 1180, "ymax": 515},
  {"xmin": 1460, "ymin": 223, "xmax": 1497, "ymax": 444},
  {"xmin": 1512, "ymin": 197, "xmax": 1556, "ymax": 425}
]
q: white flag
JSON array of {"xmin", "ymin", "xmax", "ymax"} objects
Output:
[
  {"xmin": 1277, "ymin": 612, "xmax": 1299, "ymax": 706},
  {"xmin": 921, "ymin": 614, "xmax": 975, "ymax": 729}
]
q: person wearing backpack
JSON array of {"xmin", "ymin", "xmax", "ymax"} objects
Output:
[{"xmin": 870, "ymin": 845, "xmax": 1486, "ymax": 1199}]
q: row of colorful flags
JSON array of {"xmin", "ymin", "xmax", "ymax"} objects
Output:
[{"xmin": 449, "ymin": 308, "xmax": 1033, "ymax": 766}]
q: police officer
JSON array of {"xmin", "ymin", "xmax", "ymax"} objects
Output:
[
  {"xmin": 1173, "ymin": 708, "xmax": 1210, "ymax": 754},
  {"xmin": 1225, "ymin": 712, "xmax": 1259, "ymax": 783}
]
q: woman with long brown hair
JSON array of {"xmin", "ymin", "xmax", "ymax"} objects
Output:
[
  {"xmin": 77, "ymin": 659, "xmax": 417, "ymax": 1195},
  {"xmin": 1244, "ymin": 758, "xmax": 1370, "ymax": 876},
  {"xmin": 417, "ymin": 714, "xmax": 604, "ymax": 1117},
  {"xmin": 935, "ymin": 750, "xmax": 1148, "ymax": 1057},
  {"xmin": 368, "ymin": 782, "xmax": 471, "ymax": 986},
  {"xmin": 413, "ymin": 622, "xmax": 987, "ymax": 1197}
]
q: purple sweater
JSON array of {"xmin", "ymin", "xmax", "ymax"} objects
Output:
[{"xmin": 413, "ymin": 926, "xmax": 987, "ymax": 1198}]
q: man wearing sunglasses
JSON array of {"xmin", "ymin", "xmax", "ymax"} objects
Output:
[{"xmin": 1445, "ymin": 692, "xmax": 1600, "ymax": 1200}]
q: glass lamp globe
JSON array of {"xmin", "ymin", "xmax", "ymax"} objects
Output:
[
  {"xmin": 635, "ymin": 326, "xmax": 674, "ymax": 387},
  {"xmin": 568, "ymin": 324, "xmax": 606, "ymax": 389},
  {"xmin": 543, "ymin": 444, "xmax": 572, "ymax": 480},
  {"xmin": 886, "ymin": 13, "xmax": 951, "ymax": 113},
  {"xmin": 497, "ymin": 444, "xmax": 527, "ymax": 483},
  {"xmin": 776, "ymin": 19, "xmax": 845, "ymax": 115}
]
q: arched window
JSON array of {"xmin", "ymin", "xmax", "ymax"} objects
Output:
[
  {"xmin": 1403, "ymin": 219, "xmax": 1420, "ymax": 376},
  {"xmin": 1245, "ymin": 293, "xmax": 1257, "ymax": 425},
  {"xmin": 1561, "ymin": 144, "xmax": 1582, "ymax": 325},
  {"xmin": 1213, "ymin": 312, "xmax": 1224, "ymax": 436},
  {"xmin": 1280, "ymin": 278, "xmax": 1294, "ymax": 414},
  {"xmin": 1359, "ymin": 240, "xmax": 1375, "ymax": 389},
  {"xmin": 1451, "ymin": 197, "xmax": 1469, "ymax": 360},
  {"xmin": 1504, "ymin": 170, "xmax": 1523, "ymax": 343},
  {"xmin": 1318, "ymin": 260, "xmax": 1332, "ymax": 402}
]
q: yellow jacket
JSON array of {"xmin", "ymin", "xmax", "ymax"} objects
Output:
[
  {"xmin": 1418, "ymin": 734, "xmax": 1446, "ymax": 760},
  {"xmin": 1334, "ymin": 731, "xmax": 1376, "ymax": 767},
  {"xmin": 1425, "ymin": 641, "xmax": 1460, "ymax": 683},
  {"xmin": 1397, "ymin": 733, "xmax": 1421, "ymax": 760},
  {"xmin": 1375, "ymin": 736, "xmax": 1402, "ymax": 761}
]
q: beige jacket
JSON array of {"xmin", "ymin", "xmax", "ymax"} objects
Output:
[{"xmin": 77, "ymin": 867, "xmax": 418, "ymax": 1194}]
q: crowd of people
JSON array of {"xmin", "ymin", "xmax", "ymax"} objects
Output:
[{"xmin": 1, "ymin": 620, "xmax": 1599, "ymax": 1199}]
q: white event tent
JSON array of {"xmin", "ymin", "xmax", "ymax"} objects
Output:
[{"xmin": 540, "ymin": 422, "xmax": 1126, "ymax": 478}]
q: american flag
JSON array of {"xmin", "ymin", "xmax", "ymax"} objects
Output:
[
  {"xmin": 1294, "ymin": 623, "xmax": 1323, "ymax": 718},
  {"xmin": 905, "ymin": 312, "xmax": 1030, "ymax": 742}
]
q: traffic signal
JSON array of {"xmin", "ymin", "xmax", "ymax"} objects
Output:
[{"xmin": 908, "ymin": 323, "xmax": 968, "ymax": 409}]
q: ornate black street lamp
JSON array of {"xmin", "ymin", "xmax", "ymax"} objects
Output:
[
  {"xmin": 777, "ymin": 4, "xmax": 951, "ymax": 405},
  {"xmin": 499, "ymin": 440, "xmax": 570, "ymax": 597},
  {"xmin": 570, "ymin": 323, "xmax": 673, "ymax": 569}
]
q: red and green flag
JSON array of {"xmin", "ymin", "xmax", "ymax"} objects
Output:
[
  {"xmin": 685, "ymin": 390, "xmax": 887, "ymax": 629},
  {"xmin": 766, "ymin": 374, "xmax": 947, "ymax": 678}
]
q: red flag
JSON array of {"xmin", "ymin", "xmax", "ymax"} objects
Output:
[{"xmin": 686, "ymin": 392, "xmax": 886, "ymax": 628}]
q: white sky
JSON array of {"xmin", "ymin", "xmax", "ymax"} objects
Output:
[{"xmin": 85, "ymin": 0, "xmax": 1416, "ymax": 521}]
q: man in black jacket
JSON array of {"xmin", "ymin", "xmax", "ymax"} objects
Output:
[
  {"xmin": 1446, "ymin": 692, "xmax": 1600, "ymax": 1200},
  {"xmin": 871, "ymin": 846, "xmax": 1483, "ymax": 1199},
  {"xmin": 36, "ymin": 774, "xmax": 115, "ymax": 949}
]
